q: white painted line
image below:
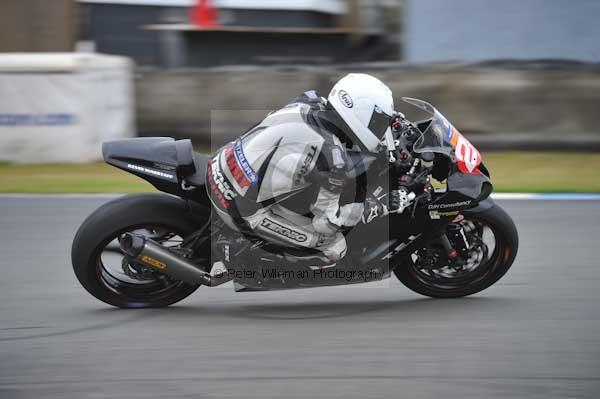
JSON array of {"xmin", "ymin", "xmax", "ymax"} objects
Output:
[
  {"xmin": 492, "ymin": 193, "xmax": 600, "ymax": 200},
  {"xmin": 492, "ymin": 193, "xmax": 536, "ymax": 200}
]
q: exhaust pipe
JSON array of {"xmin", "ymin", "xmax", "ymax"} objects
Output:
[{"xmin": 120, "ymin": 233, "xmax": 232, "ymax": 287}]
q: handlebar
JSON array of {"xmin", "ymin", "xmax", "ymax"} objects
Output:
[{"xmin": 383, "ymin": 114, "xmax": 436, "ymax": 216}]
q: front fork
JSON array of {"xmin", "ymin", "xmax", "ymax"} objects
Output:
[{"xmin": 435, "ymin": 219, "xmax": 470, "ymax": 266}]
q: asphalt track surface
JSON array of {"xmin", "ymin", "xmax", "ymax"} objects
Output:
[{"xmin": 1, "ymin": 197, "xmax": 599, "ymax": 399}]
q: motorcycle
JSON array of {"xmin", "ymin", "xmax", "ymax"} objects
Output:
[{"xmin": 71, "ymin": 98, "xmax": 518, "ymax": 308}]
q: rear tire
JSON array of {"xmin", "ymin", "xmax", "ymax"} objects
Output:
[
  {"xmin": 72, "ymin": 194, "xmax": 210, "ymax": 308},
  {"xmin": 394, "ymin": 202, "xmax": 518, "ymax": 298}
]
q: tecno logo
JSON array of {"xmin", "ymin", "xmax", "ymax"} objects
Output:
[
  {"xmin": 338, "ymin": 90, "xmax": 354, "ymax": 108},
  {"xmin": 261, "ymin": 219, "xmax": 308, "ymax": 243}
]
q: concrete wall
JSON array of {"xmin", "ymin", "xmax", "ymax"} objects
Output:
[
  {"xmin": 136, "ymin": 64, "xmax": 600, "ymax": 150},
  {"xmin": 404, "ymin": 0, "xmax": 600, "ymax": 63}
]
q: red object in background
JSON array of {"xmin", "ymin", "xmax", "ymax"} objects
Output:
[{"xmin": 190, "ymin": 0, "xmax": 220, "ymax": 27}]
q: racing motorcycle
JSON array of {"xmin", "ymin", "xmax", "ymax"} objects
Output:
[{"xmin": 71, "ymin": 98, "xmax": 518, "ymax": 308}]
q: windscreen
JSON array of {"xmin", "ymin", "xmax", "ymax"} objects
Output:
[
  {"xmin": 402, "ymin": 97, "xmax": 483, "ymax": 175},
  {"xmin": 402, "ymin": 97, "xmax": 455, "ymax": 156}
]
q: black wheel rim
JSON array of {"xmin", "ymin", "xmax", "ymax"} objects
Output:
[
  {"xmin": 94, "ymin": 225, "xmax": 190, "ymax": 307},
  {"xmin": 408, "ymin": 216, "xmax": 507, "ymax": 294}
]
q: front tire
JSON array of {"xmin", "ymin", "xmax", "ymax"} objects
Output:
[
  {"xmin": 394, "ymin": 202, "xmax": 518, "ymax": 298},
  {"xmin": 72, "ymin": 194, "xmax": 210, "ymax": 308}
]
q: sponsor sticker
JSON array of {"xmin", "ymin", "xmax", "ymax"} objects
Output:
[
  {"xmin": 444, "ymin": 119, "xmax": 453, "ymax": 141},
  {"xmin": 141, "ymin": 255, "xmax": 167, "ymax": 270},
  {"xmin": 261, "ymin": 218, "xmax": 308, "ymax": 243},
  {"xmin": 234, "ymin": 139, "xmax": 258, "ymax": 184},
  {"xmin": 428, "ymin": 200, "xmax": 472, "ymax": 211},
  {"xmin": 442, "ymin": 116, "xmax": 461, "ymax": 147},
  {"xmin": 429, "ymin": 210, "xmax": 460, "ymax": 220},
  {"xmin": 127, "ymin": 164, "xmax": 174, "ymax": 180},
  {"xmin": 207, "ymin": 159, "xmax": 236, "ymax": 209},
  {"xmin": 294, "ymin": 145, "xmax": 318, "ymax": 185},
  {"xmin": 225, "ymin": 146, "xmax": 252, "ymax": 189}
]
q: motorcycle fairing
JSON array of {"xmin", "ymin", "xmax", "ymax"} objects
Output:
[
  {"xmin": 426, "ymin": 170, "xmax": 493, "ymax": 213},
  {"xmin": 226, "ymin": 203, "xmax": 453, "ymax": 291},
  {"xmin": 402, "ymin": 97, "xmax": 483, "ymax": 175},
  {"xmin": 402, "ymin": 97, "xmax": 492, "ymax": 207},
  {"xmin": 103, "ymin": 137, "xmax": 210, "ymax": 203}
]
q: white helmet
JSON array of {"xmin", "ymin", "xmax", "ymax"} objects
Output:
[{"xmin": 328, "ymin": 73, "xmax": 395, "ymax": 153}]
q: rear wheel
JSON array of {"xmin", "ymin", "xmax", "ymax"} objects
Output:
[
  {"xmin": 394, "ymin": 203, "xmax": 518, "ymax": 298},
  {"xmin": 72, "ymin": 194, "xmax": 210, "ymax": 308}
]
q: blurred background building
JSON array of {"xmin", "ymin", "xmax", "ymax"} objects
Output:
[
  {"xmin": 1, "ymin": 0, "xmax": 600, "ymax": 162},
  {"xmin": 404, "ymin": 0, "xmax": 600, "ymax": 63},
  {"xmin": 76, "ymin": 0, "xmax": 400, "ymax": 67},
  {"xmin": 6, "ymin": 0, "xmax": 595, "ymax": 66},
  {"xmin": 0, "ymin": 0, "xmax": 76, "ymax": 53}
]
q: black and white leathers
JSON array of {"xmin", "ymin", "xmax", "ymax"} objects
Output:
[{"xmin": 206, "ymin": 92, "xmax": 364, "ymax": 262}]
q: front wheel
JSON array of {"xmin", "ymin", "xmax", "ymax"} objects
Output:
[
  {"xmin": 72, "ymin": 194, "xmax": 210, "ymax": 308},
  {"xmin": 394, "ymin": 202, "xmax": 518, "ymax": 298}
]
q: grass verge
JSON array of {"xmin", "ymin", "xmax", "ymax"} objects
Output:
[
  {"xmin": 483, "ymin": 152, "xmax": 600, "ymax": 193},
  {"xmin": 0, "ymin": 152, "xmax": 598, "ymax": 194}
]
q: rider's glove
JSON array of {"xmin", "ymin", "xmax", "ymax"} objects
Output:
[
  {"xmin": 362, "ymin": 193, "xmax": 389, "ymax": 224},
  {"xmin": 361, "ymin": 189, "xmax": 416, "ymax": 224}
]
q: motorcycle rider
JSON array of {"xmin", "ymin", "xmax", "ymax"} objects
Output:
[{"xmin": 206, "ymin": 73, "xmax": 414, "ymax": 263}]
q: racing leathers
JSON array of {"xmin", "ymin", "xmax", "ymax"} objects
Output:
[{"xmin": 206, "ymin": 92, "xmax": 378, "ymax": 263}]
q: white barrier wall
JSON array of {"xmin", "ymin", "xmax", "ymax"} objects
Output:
[{"xmin": 0, "ymin": 53, "xmax": 135, "ymax": 163}]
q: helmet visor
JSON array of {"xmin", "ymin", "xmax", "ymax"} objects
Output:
[{"xmin": 368, "ymin": 106, "xmax": 393, "ymax": 139}]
